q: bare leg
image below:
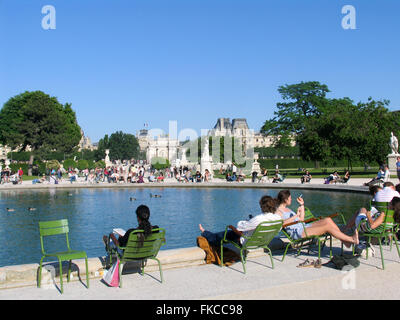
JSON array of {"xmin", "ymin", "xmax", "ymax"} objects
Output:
[
  {"xmin": 199, "ymin": 224, "xmax": 205, "ymax": 233},
  {"xmin": 303, "ymin": 218, "xmax": 359, "ymax": 248}
]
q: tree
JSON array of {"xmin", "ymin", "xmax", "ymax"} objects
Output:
[
  {"xmin": 0, "ymin": 91, "xmax": 81, "ymax": 175},
  {"xmin": 95, "ymin": 131, "xmax": 139, "ymax": 161},
  {"xmin": 297, "ymin": 97, "xmax": 398, "ymax": 167},
  {"xmin": 261, "ymin": 81, "xmax": 330, "ymax": 136}
]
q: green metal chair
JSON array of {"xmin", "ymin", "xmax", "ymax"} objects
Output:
[
  {"xmin": 220, "ymin": 220, "xmax": 283, "ymax": 273},
  {"xmin": 281, "ymin": 208, "xmax": 346, "ymax": 261},
  {"xmin": 38, "ymin": 219, "xmax": 89, "ymax": 294},
  {"xmin": 355, "ymin": 201, "xmax": 400, "ymax": 270},
  {"xmin": 114, "ymin": 228, "xmax": 166, "ymax": 287}
]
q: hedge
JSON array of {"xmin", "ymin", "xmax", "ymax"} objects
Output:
[{"xmin": 258, "ymin": 158, "xmax": 368, "ymax": 170}]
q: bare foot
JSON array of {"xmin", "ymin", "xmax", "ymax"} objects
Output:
[{"xmin": 199, "ymin": 224, "xmax": 205, "ymax": 233}]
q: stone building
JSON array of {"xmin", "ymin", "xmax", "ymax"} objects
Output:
[
  {"xmin": 78, "ymin": 129, "xmax": 97, "ymax": 151},
  {"xmin": 137, "ymin": 129, "xmax": 179, "ymax": 164}
]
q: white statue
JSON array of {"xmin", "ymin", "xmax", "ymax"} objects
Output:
[
  {"xmin": 390, "ymin": 132, "xmax": 399, "ymax": 155},
  {"xmin": 105, "ymin": 149, "xmax": 111, "ymax": 166}
]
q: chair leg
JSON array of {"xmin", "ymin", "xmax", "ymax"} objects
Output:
[
  {"xmin": 118, "ymin": 261, "xmax": 123, "ymax": 288},
  {"xmin": 378, "ymin": 238, "xmax": 385, "ymax": 270},
  {"xmin": 220, "ymin": 242, "xmax": 224, "ymax": 267},
  {"xmin": 318, "ymin": 239, "xmax": 321, "ymax": 260},
  {"xmin": 393, "ymin": 234, "xmax": 400, "ymax": 258},
  {"xmin": 154, "ymin": 258, "xmax": 163, "ymax": 283},
  {"xmin": 240, "ymin": 249, "xmax": 246, "ymax": 274},
  {"xmin": 85, "ymin": 257, "xmax": 89, "ymax": 289},
  {"xmin": 266, "ymin": 247, "xmax": 274, "ymax": 269},
  {"xmin": 281, "ymin": 244, "xmax": 290, "ymax": 262},
  {"xmin": 38, "ymin": 256, "xmax": 45, "ymax": 288},
  {"xmin": 58, "ymin": 259, "xmax": 64, "ymax": 294},
  {"xmin": 67, "ymin": 260, "xmax": 72, "ymax": 282}
]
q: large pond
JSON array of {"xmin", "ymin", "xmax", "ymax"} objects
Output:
[{"xmin": 0, "ymin": 187, "xmax": 370, "ymax": 267}]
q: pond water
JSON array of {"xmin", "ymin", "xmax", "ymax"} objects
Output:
[{"xmin": 0, "ymin": 187, "xmax": 370, "ymax": 267}]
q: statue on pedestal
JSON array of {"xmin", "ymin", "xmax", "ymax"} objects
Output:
[
  {"xmin": 200, "ymin": 138, "xmax": 213, "ymax": 177},
  {"xmin": 390, "ymin": 132, "xmax": 399, "ymax": 155},
  {"xmin": 251, "ymin": 152, "xmax": 261, "ymax": 174},
  {"xmin": 105, "ymin": 149, "xmax": 112, "ymax": 167}
]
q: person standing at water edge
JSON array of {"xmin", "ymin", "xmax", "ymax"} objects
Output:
[{"xmin": 18, "ymin": 167, "xmax": 23, "ymax": 184}]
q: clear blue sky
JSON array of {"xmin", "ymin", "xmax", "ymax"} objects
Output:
[{"xmin": 1, "ymin": 0, "xmax": 399, "ymax": 142}]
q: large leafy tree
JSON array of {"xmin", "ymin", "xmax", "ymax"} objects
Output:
[
  {"xmin": 95, "ymin": 131, "xmax": 139, "ymax": 161},
  {"xmin": 261, "ymin": 81, "xmax": 330, "ymax": 137},
  {"xmin": 297, "ymin": 97, "xmax": 399, "ymax": 167},
  {"xmin": 0, "ymin": 91, "xmax": 82, "ymax": 175},
  {"xmin": 262, "ymin": 82, "xmax": 400, "ymax": 168}
]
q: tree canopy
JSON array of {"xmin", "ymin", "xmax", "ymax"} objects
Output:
[
  {"xmin": 262, "ymin": 82, "xmax": 400, "ymax": 167},
  {"xmin": 0, "ymin": 91, "xmax": 82, "ymax": 174},
  {"xmin": 95, "ymin": 131, "xmax": 139, "ymax": 161}
]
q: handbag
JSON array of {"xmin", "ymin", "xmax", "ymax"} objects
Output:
[{"xmin": 102, "ymin": 260, "xmax": 120, "ymax": 287}]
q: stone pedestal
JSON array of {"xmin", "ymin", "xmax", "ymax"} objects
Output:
[{"xmin": 388, "ymin": 154, "xmax": 400, "ymax": 172}]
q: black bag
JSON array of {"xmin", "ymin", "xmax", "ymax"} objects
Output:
[{"xmin": 330, "ymin": 254, "xmax": 360, "ymax": 270}]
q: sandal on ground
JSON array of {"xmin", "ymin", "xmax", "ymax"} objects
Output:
[
  {"xmin": 296, "ymin": 259, "xmax": 315, "ymax": 268},
  {"xmin": 313, "ymin": 258, "xmax": 322, "ymax": 268}
]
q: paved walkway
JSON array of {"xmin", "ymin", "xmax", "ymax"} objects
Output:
[
  {"xmin": 0, "ymin": 176, "xmax": 381, "ymax": 190},
  {"xmin": 0, "ymin": 244, "xmax": 399, "ymax": 300}
]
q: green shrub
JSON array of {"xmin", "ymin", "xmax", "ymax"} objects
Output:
[
  {"xmin": 151, "ymin": 157, "xmax": 170, "ymax": 170},
  {"xmin": 94, "ymin": 160, "xmax": 106, "ymax": 168},
  {"xmin": 77, "ymin": 159, "xmax": 89, "ymax": 170},
  {"xmin": 46, "ymin": 160, "xmax": 61, "ymax": 170},
  {"xmin": 63, "ymin": 158, "xmax": 77, "ymax": 170}
]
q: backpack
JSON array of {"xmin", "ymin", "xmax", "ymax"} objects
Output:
[{"xmin": 330, "ymin": 253, "xmax": 360, "ymax": 270}]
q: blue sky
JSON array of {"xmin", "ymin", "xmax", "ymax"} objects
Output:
[{"xmin": 1, "ymin": 0, "xmax": 399, "ymax": 142}]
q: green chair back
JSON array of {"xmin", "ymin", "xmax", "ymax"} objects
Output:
[
  {"xmin": 120, "ymin": 228, "xmax": 166, "ymax": 262},
  {"xmin": 370, "ymin": 201, "xmax": 395, "ymax": 231},
  {"xmin": 39, "ymin": 219, "xmax": 70, "ymax": 255},
  {"xmin": 243, "ymin": 220, "xmax": 283, "ymax": 250},
  {"xmin": 304, "ymin": 207, "xmax": 316, "ymax": 221}
]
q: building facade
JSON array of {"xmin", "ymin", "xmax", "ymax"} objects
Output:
[{"xmin": 137, "ymin": 129, "xmax": 179, "ymax": 164}]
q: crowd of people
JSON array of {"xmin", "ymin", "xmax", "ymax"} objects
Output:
[{"xmin": 199, "ymin": 183, "xmax": 400, "ymax": 255}]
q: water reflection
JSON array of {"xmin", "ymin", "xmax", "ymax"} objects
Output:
[{"xmin": 0, "ymin": 187, "xmax": 370, "ymax": 266}]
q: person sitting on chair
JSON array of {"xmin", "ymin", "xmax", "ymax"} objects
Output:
[
  {"xmin": 103, "ymin": 205, "xmax": 159, "ymax": 253},
  {"xmin": 272, "ymin": 170, "xmax": 283, "ymax": 183},
  {"xmin": 301, "ymin": 170, "xmax": 312, "ymax": 184},
  {"xmin": 276, "ymin": 190, "xmax": 359, "ymax": 248},
  {"xmin": 364, "ymin": 167, "xmax": 385, "ymax": 186},
  {"xmin": 198, "ymin": 195, "xmax": 282, "ymax": 247},
  {"xmin": 340, "ymin": 170, "xmax": 351, "ymax": 183}
]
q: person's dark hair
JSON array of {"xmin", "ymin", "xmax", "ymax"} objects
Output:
[
  {"xmin": 383, "ymin": 181, "xmax": 394, "ymax": 188},
  {"xmin": 369, "ymin": 185, "xmax": 382, "ymax": 196},
  {"xmin": 396, "ymin": 184, "xmax": 400, "ymax": 194},
  {"xmin": 259, "ymin": 195, "xmax": 278, "ymax": 213},
  {"xmin": 136, "ymin": 205, "xmax": 152, "ymax": 237},
  {"xmin": 277, "ymin": 190, "xmax": 291, "ymax": 205},
  {"xmin": 391, "ymin": 197, "xmax": 400, "ymax": 224}
]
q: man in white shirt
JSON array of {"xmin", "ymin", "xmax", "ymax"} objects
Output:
[
  {"xmin": 373, "ymin": 182, "xmax": 400, "ymax": 202},
  {"xmin": 198, "ymin": 196, "xmax": 282, "ymax": 246}
]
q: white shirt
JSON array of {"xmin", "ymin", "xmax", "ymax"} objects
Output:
[
  {"xmin": 373, "ymin": 187, "xmax": 400, "ymax": 202},
  {"xmin": 236, "ymin": 212, "xmax": 282, "ymax": 245}
]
